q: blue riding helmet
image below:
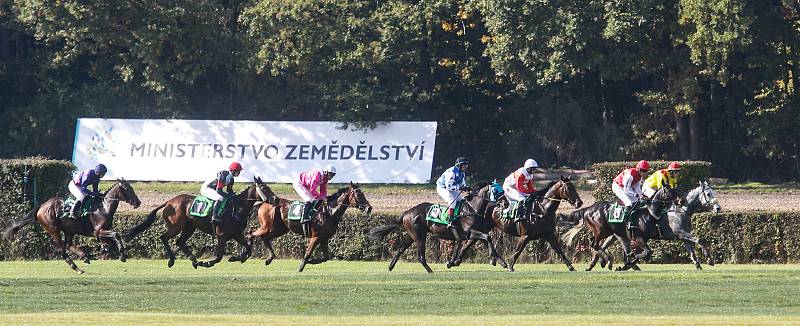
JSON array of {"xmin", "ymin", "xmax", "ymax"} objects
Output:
[{"xmin": 94, "ymin": 164, "xmax": 108, "ymax": 175}]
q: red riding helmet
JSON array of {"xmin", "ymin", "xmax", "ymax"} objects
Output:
[
  {"xmin": 229, "ymin": 162, "xmax": 243, "ymax": 171},
  {"xmin": 636, "ymin": 160, "xmax": 650, "ymax": 171},
  {"xmin": 667, "ymin": 162, "xmax": 682, "ymax": 171}
]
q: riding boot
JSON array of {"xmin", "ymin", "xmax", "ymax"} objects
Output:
[
  {"xmin": 301, "ymin": 201, "xmax": 314, "ymax": 237},
  {"xmin": 71, "ymin": 200, "xmax": 82, "ymax": 218},
  {"xmin": 514, "ymin": 201, "xmax": 526, "ymax": 222},
  {"xmin": 210, "ymin": 200, "xmax": 222, "ymax": 229},
  {"xmin": 625, "ymin": 204, "xmax": 638, "ymax": 232}
]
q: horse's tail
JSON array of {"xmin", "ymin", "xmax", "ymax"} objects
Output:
[
  {"xmin": 3, "ymin": 206, "xmax": 39, "ymax": 239},
  {"xmin": 368, "ymin": 216, "xmax": 402, "ymax": 242},
  {"xmin": 121, "ymin": 203, "xmax": 165, "ymax": 240},
  {"xmin": 562, "ymin": 218, "xmax": 585, "ymax": 248}
]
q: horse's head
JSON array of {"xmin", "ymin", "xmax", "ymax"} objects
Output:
[
  {"xmin": 699, "ymin": 180, "xmax": 721, "ymax": 213},
  {"xmin": 253, "ymin": 176, "xmax": 279, "ymax": 206},
  {"xmin": 343, "ymin": 182, "xmax": 372, "ymax": 216},
  {"xmin": 547, "ymin": 176, "xmax": 583, "ymax": 208},
  {"xmin": 111, "ymin": 178, "xmax": 140, "ymax": 208},
  {"xmin": 653, "ymin": 183, "xmax": 681, "ymax": 206}
]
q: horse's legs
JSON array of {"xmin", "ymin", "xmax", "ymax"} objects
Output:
[
  {"xmin": 64, "ymin": 233, "xmax": 91, "ymax": 264},
  {"xmin": 450, "ymin": 239, "xmax": 478, "ymax": 268},
  {"xmin": 447, "ymin": 239, "xmax": 466, "ymax": 269},
  {"xmin": 615, "ymin": 235, "xmax": 636, "ymax": 271},
  {"xmin": 682, "ymin": 240, "xmax": 702, "ymax": 270},
  {"xmin": 586, "ymin": 238, "xmax": 603, "ymax": 271},
  {"xmin": 198, "ymin": 235, "xmax": 229, "ymax": 268},
  {"xmin": 95, "ymin": 228, "xmax": 126, "ymax": 262},
  {"xmin": 48, "ymin": 229, "xmax": 83, "ymax": 274},
  {"xmin": 415, "ymin": 234, "xmax": 433, "ymax": 274},
  {"xmin": 673, "ymin": 229, "xmax": 714, "ymax": 267},
  {"xmin": 307, "ymin": 241, "xmax": 331, "ymax": 265},
  {"xmin": 388, "ymin": 236, "xmax": 413, "ymax": 272},
  {"xmin": 489, "ymin": 229, "xmax": 502, "ymax": 266},
  {"xmin": 508, "ymin": 235, "xmax": 531, "ymax": 272},
  {"xmin": 228, "ymin": 233, "xmax": 252, "ymax": 264},
  {"xmin": 598, "ymin": 236, "xmax": 617, "ymax": 271},
  {"xmin": 484, "ymin": 235, "xmax": 508, "ymax": 269},
  {"xmin": 546, "ymin": 234, "xmax": 575, "ymax": 271},
  {"xmin": 298, "ymin": 237, "xmax": 320, "ymax": 272},
  {"xmin": 262, "ymin": 236, "xmax": 278, "ymax": 266},
  {"xmin": 175, "ymin": 226, "xmax": 199, "ymax": 268},
  {"xmin": 159, "ymin": 226, "xmax": 181, "ymax": 268}
]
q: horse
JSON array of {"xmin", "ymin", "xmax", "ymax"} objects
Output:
[
  {"xmin": 367, "ymin": 184, "xmax": 509, "ymax": 273},
  {"xmin": 479, "ymin": 177, "xmax": 583, "ymax": 272},
  {"xmin": 4, "ymin": 179, "xmax": 141, "ymax": 274},
  {"xmin": 580, "ymin": 181, "xmax": 721, "ymax": 270},
  {"xmin": 560, "ymin": 185, "xmax": 679, "ymax": 271},
  {"xmin": 122, "ymin": 177, "xmax": 271, "ymax": 268},
  {"xmin": 247, "ymin": 182, "xmax": 372, "ymax": 272}
]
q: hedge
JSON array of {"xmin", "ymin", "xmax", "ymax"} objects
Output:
[
  {"xmin": 0, "ymin": 158, "xmax": 75, "ymax": 260},
  {"xmin": 592, "ymin": 161, "xmax": 712, "ymax": 201},
  {"xmin": 5, "ymin": 209, "xmax": 800, "ymax": 266}
]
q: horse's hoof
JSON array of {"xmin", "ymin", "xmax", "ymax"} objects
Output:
[
  {"xmin": 600, "ymin": 261, "xmax": 607, "ymax": 268},
  {"xmin": 568, "ymin": 267, "xmax": 576, "ymax": 272},
  {"xmin": 167, "ymin": 260, "xmax": 175, "ymax": 268},
  {"xmin": 77, "ymin": 270, "xmax": 85, "ymax": 274},
  {"xmin": 708, "ymin": 260, "xmax": 715, "ymax": 266},
  {"xmin": 696, "ymin": 265, "xmax": 703, "ymax": 271},
  {"xmin": 239, "ymin": 257, "xmax": 248, "ymax": 264},
  {"xmin": 228, "ymin": 256, "xmax": 238, "ymax": 262},
  {"xmin": 192, "ymin": 261, "xmax": 199, "ymax": 269},
  {"xmin": 446, "ymin": 262, "xmax": 453, "ymax": 269},
  {"xmin": 585, "ymin": 268, "xmax": 592, "ymax": 272},
  {"xmin": 265, "ymin": 258, "xmax": 273, "ymax": 266},
  {"xmin": 507, "ymin": 267, "xmax": 515, "ymax": 272}
]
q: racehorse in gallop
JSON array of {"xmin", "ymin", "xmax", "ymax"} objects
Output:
[
  {"xmin": 122, "ymin": 177, "xmax": 273, "ymax": 268},
  {"xmin": 247, "ymin": 182, "xmax": 373, "ymax": 272},
  {"xmin": 4, "ymin": 179, "xmax": 141, "ymax": 274},
  {"xmin": 367, "ymin": 184, "xmax": 509, "ymax": 273},
  {"xmin": 561, "ymin": 184, "xmax": 679, "ymax": 271},
  {"xmin": 479, "ymin": 176, "xmax": 583, "ymax": 272},
  {"xmin": 573, "ymin": 181, "xmax": 721, "ymax": 271}
]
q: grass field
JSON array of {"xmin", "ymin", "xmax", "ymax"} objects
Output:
[{"xmin": 1, "ymin": 260, "xmax": 799, "ymax": 325}]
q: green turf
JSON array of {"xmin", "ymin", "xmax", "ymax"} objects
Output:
[{"xmin": 1, "ymin": 260, "xmax": 798, "ymax": 322}]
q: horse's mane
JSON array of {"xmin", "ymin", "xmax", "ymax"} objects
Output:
[{"xmin": 326, "ymin": 186, "xmax": 350, "ymax": 203}]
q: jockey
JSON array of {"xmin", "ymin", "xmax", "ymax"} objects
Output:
[
  {"xmin": 642, "ymin": 161, "xmax": 681, "ymax": 227},
  {"xmin": 200, "ymin": 162, "xmax": 242, "ymax": 226},
  {"xmin": 612, "ymin": 160, "xmax": 650, "ymax": 232},
  {"xmin": 643, "ymin": 162, "xmax": 681, "ymax": 198},
  {"xmin": 293, "ymin": 164, "xmax": 336, "ymax": 223},
  {"xmin": 436, "ymin": 157, "xmax": 470, "ymax": 228},
  {"xmin": 503, "ymin": 158, "xmax": 540, "ymax": 221},
  {"xmin": 68, "ymin": 164, "xmax": 107, "ymax": 217}
]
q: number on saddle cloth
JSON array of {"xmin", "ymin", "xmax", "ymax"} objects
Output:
[
  {"xmin": 287, "ymin": 201, "xmax": 307, "ymax": 221},
  {"xmin": 500, "ymin": 200, "xmax": 520, "ymax": 220},
  {"xmin": 607, "ymin": 203, "xmax": 627, "ymax": 224},
  {"xmin": 189, "ymin": 196, "xmax": 228, "ymax": 218},
  {"xmin": 425, "ymin": 203, "xmax": 461, "ymax": 225},
  {"xmin": 61, "ymin": 196, "xmax": 96, "ymax": 219}
]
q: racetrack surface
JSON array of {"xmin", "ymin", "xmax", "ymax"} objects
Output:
[{"xmin": 1, "ymin": 261, "xmax": 798, "ymax": 325}]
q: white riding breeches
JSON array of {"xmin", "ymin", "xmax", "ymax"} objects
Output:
[
  {"xmin": 436, "ymin": 187, "xmax": 463, "ymax": 209},
  {"xmin": 612, "ymin": 183, "xmax": 637, "ymax": 207}
]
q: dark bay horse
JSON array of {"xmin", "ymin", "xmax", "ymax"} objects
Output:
[
  {"xmin": 482, "ymin": 177, "xmax": 583, "ymax": 272},
  {"xmin": 561, "ymin": 185, "xmax": 678, "ymax": 271},
  {"xmin": 4, "ymin": 179, "xmax": 141, "ymax": 274},
  {"xmin": 247, "ymin": 182, "xmax": 373, "ymax": 272},
  {"xmin": 582, "ymin": 181, "xmax": 721, "ymax": 270},
  {"xmin": 368, "ymin": 185, "xmax": 508, "ymax": 273},
  {"xmin": 122, "ymin": 177, "xmax": 271, "ymax": 268}
]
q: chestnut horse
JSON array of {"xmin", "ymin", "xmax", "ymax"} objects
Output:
[
  {"xmin": 247, "ymin": 182, "xmax": 373, "ymax": 272},
  {"xmin": 4, "ymin": 179, "xmax": 141, "ymax": 274},
  {"xmin": 122, "ymin": 177, "xmax": 272, "ymax": 268}
]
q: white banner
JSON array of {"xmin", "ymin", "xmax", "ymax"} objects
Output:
[{"xmin": 72, "ymin": 119, "xmax": 437, "ymax": 183}]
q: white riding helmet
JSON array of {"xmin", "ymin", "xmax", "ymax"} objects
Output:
[
  {"xmin": 524, "ymin": 159, "xmax": 539, "ymax": 169},
  {"xmin": 323, "ymin": 164, "xmax": 337, "ymax": 174}
]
